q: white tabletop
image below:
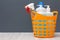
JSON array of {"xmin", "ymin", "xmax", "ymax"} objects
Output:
[{"xmin": 0, "ymin": 32, "xmax": 60, "ymax": 40}]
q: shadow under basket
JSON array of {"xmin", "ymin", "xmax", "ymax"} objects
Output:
[{"xmin": 31, "ymin": 11, "xmax": 58, "ymax": 38}]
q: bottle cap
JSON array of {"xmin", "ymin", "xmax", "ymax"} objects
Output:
[{"xmin": 38, "ymin": 2, "xmax": 44, "ymax": 6}]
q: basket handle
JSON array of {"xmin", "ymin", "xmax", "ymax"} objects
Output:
[{"xmin": 52, "ymin": 11, "xmax": 58, "ymax": 16}]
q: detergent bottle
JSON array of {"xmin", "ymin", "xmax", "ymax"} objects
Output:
[
  {"xmin": 36, "ymin": 2, "xmax": 46, "ymax": 14},
  {"xmin": 44, "ymin": 5, "xmax": 53, "ymax": 16},
  {"xmin": 46, "ymin": 5, "xmax": 51, "ymax": 12}
]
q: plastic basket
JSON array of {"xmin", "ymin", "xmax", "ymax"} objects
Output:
[{"xmin": 31, "ymin": 11, "xmax": 58, "ymax": 38}]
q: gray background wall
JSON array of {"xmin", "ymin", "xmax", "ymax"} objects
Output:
[{"xmin": 0, "ymin": 0, "xmax": 60, "ymax": 32}]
